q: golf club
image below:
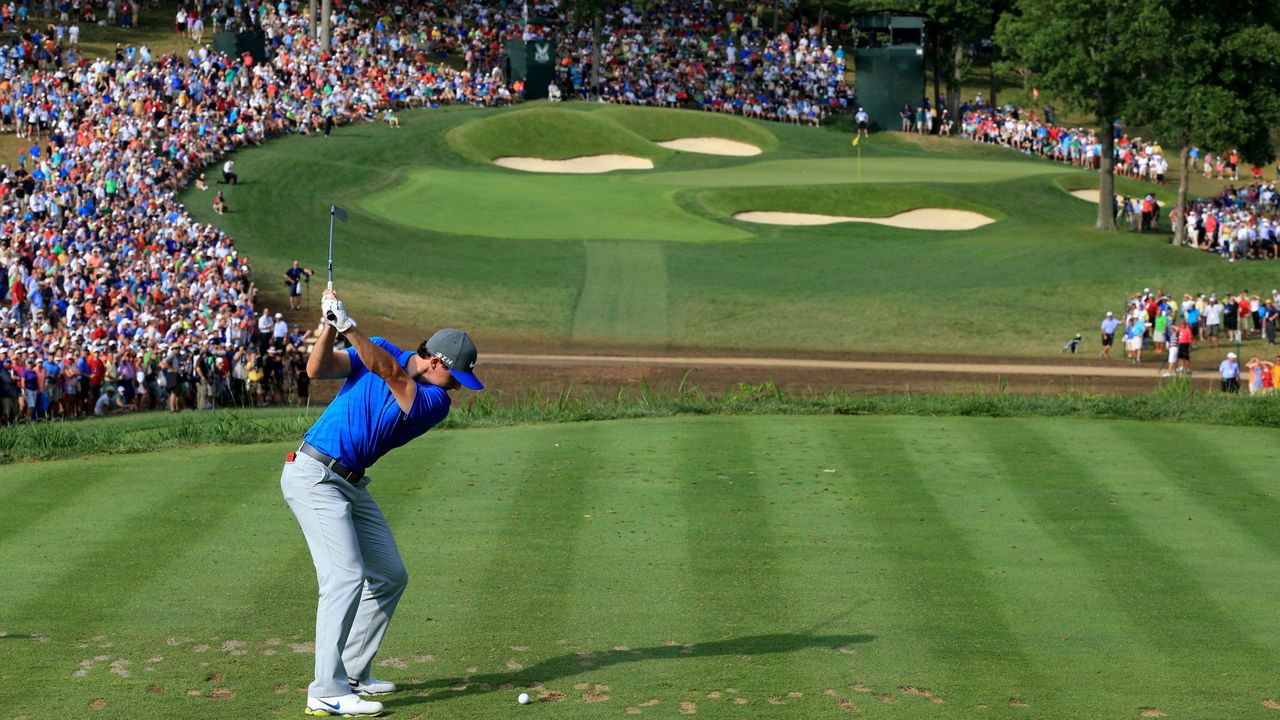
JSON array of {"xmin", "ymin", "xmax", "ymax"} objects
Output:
[{"xmin": 326, "ymin": 205, "xmax": 348, "ymax": 320}]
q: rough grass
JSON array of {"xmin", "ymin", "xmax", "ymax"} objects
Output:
[{"xmin": 8, "ymin": 379, "xmax": 1280, "ymax": 464}]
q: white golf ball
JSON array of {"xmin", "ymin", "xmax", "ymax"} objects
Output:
[{"xmin": 518, "ymin": 692, "xmax": 531, "ymax": 705}]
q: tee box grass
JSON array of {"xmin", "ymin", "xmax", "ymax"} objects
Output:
[{"xmin": 2, "ymin": 415, "xmax": 1279, "ymax": 718}]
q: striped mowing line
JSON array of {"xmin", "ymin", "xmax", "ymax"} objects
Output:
[
  {"xmin": 1081, "ymin": 423, "xmax": 1280, "ymax": 655},
  {"xmin": 103, "ymin": 445, "xmax": 309, "ymax": 629},
  {"xmin": 981, "ymin": 420, "xmax": 1275, "ymax": 708},
  {"xmin": 0, "ymin": 456, "xmax": 217, "ymax": 624},
  {"xmin": 560, "ymin": 420, "xmax": 695, "ymax": 668},
  {"xmin": 0, "ymin": 459, "xmax": 128, "ymax": 547},
  {"xmin": 942, "ymin": 419, "xmax": 1172, "ymax": 712}
]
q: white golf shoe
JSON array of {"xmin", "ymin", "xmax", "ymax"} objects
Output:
[
  {"xmin": 305, "ymin": 693, "xmax": 384, "ymax": 716},
  {"xmin": 350, "ymin": 676, "xmax": 397, "ymax": 696}
]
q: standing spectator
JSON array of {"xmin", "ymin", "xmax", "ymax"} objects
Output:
[
  {"xmin": 855, "ymin": 107, "xmax": 869, "ymax": 138},
  {"xmin": 1176, "ymin": 318, "xmax": 1194, "ymax": 373},
  {"xmin": 257, "ymin": 308, "xmax": 274, "ymax": 354},
  {"xmin": 272, "ymin": 313, "xmax": 289, "ymax": 350},
  {"xmin": 1099, "ymin": 311, "xmax": 1120, "ymax": 359},
  {"xmin": 1124, "ymin": 316, "xmax": 1144, "ymax": 364},
  {"xmin": 1220, "ymin": 352, "xmax": 1240, "ymax": 393},
  {"xmin": 0, "ymin": 358, "xmax": 17, "ymax": 422},
  {"xmin": 1205, "ymin": 295, "xmax": 1224, "ymax": 349}
]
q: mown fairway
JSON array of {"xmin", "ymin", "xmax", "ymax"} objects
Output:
[
  {"xmin": 181, "ymin": 102, "xmax": 1278, "ymax": 358},
  {"xmin": 5, "ymin": 415, "xmax": 1279, "ymax": 718}
]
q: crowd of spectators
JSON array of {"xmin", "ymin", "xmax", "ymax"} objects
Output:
[
  {"xmin": 1101, "ymin": 288, "xmax": 1280, "ymax": 374},
  {"xmin": 1178, "ymin": 181, "xmax": 1280, "ymax": 261},
  {"xmin": 537, "ymin": 1, "xmax": 852, "ymax": 125}
]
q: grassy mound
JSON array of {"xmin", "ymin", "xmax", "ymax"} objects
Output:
[
  {"xmin": 699, "ymin": 184, "xmax": 1000, "ymax": 224},
  {"xmin": 597, "ymin": 105, "xmax": 777, "ymax": 149},
  {"xmin": 4, "ymin": 414, "xmax": 1279, "ymax": 718},
  {"xmin": 446, "ymin": 104, "xmax": 670, "ymax": 164}
]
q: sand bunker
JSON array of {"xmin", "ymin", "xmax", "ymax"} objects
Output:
[
  {"xmin": 492, "ymin": 155, "xmax": 653, "ymax": 173},
  {"xmin": 655, "ymin": 137, "xmax": 762, "ymax": 156},
  {"xmin": 734, "ymin": 208, "xmax": 994, "ymax": 231},
  {"xmin": 1068, "ymin": 189, "xmax": 1100, "ymax": 203}
]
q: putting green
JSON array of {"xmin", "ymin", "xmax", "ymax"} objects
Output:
[
  {"xmin": 358, "ymin": 155, "xmax": 1045, "ymax": 242},
  {"xmin": 358, "ymin": 167, "xmax": 752, "ymax": 242}
]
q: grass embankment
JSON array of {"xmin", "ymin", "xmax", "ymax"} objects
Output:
[
  {"xmin": 3, "ymin": 413, "xmax": 1280, "ymax": 719},
  {"xmin": 9, "ymin": 383, "xmax": 1280, "ymax": 464},
  {"xmin": 446, "ymin": 105, "xmax": 672, "ymax": 163},
  {"xmin": 183, "ymin": 103, "xmax": 1277, "ymax": 359}
]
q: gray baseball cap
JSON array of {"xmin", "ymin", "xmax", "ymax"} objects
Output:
[{"xmin": 422, "ymin": 329, "xmax": 482, "ymax": 390}]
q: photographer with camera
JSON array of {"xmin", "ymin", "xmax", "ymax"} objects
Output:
[{"xmin": 284, "ymin": 260, "xmax": 314, "ymax": 311}]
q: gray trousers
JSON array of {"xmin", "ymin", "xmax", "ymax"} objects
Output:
[{"xmin": 280, "ymin": 452, "xmax": 408, "ymax": 698}]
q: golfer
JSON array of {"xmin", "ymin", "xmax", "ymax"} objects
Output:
[{"xmin": 280, "ymin": 288, "xmax": 482, "ymax": 717}]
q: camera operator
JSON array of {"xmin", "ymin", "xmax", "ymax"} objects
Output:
[{"xmin": 284, "ymin": 260, "xmax": 314, "ymax": 311}]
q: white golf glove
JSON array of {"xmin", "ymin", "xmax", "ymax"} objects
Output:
[{"xmin": 321, "ymin": 295, "xmax": 357, "ymax": 334}]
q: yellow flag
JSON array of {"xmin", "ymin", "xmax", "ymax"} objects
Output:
[{"xmin": 852, "ymin": 136, "xmax": 860, "ymax": 147}]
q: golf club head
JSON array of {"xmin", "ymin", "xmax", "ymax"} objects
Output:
[{"xmin": 331, "ymin": 205, "xmax": 348, "ymax": 223}]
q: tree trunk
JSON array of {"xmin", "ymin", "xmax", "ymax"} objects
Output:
[
  {"xmin": 591, "ymin": 14, "xmax": 602, "ymax": 98},
  {"xmin": 988, "ymin": 52, "xmax": 999, "ymax": 107},
  {"xmin": 931, "ymin": 31, "xmax": 941, "ymax": 112},
  {"xmin": 1097, "ymin": 121, "xmax": 1116, "ymax": 230},
  {"xmin": 952, "ymin": 42, "xmax": 964, "ymax": 103},
  {"xmin": 320, "ymin": 0, "xmax": 332, "ymax": 52},
  {"xmin": 947, "ymin": 40, "xmax": 961, "ymax": 124},
  {"xmin": 308, "ymin": 0, "xmax": 315, "ymax": 38},
  {"xmin": 1173, "ymin": 139, "xmax": 1190, "ymax": 246}
]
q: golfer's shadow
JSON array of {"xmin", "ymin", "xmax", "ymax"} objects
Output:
[{"xmin": 386, "ymin": 633, "xmax": 875, "ymax": 709}]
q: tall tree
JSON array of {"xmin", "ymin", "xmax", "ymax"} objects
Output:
[
  {"xmin": 561, "ymin": 0, "xmax": 614, "ymax": 98},
  {"xmin": 996, "ymin": 0, "xmax": 1163, "ymax": 230},
  {"xmin": 1129, "ymin": 1, "xmax": 1280, "ymax": 245}
]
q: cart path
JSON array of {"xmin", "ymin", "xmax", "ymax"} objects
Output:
[{"xmin": 485, "ymin": 353, "xmax": 1172, "ymax": 378}]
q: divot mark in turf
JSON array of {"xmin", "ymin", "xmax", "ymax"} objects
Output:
[
  {"xmin": 450, "ymin": 682, "xmax": 468, "ymax": 691},
  {"xmin": 732, "ymin": 697, "xmax": 748, "ymax": 705},
  {"xmin": 574, "ymin": 683, "xmax": 590, "ymax": 690},
  {"xmin": 875, "ymin": 694, "xmax": 894, "ymax": 704},
  {"xmin": 192, "ymin": 644, "xmax": 209, "ymax": 653},
  {"xmin": 625, "ymin": 707, "xmax": 641, "ymax": 715},
  {"xmin": 638, "ymin": 699, "xmax": 660, "ymax": 707},
  {"xmin": 850, "ymin": 684, "xmax": 871, "ymax": 693},
  {"xmin": 538, "ymin": 690, "xmax": 566, "ymax": 702},
  {"xmin": 377, "ymin": 656, "xmax": 408, "ymax": 669},
  {"xmin": 679, "ymin": 701, "xmax": 697, "ymax": 714},
  {"xmin": 582, "ymin": 693, "xmax": 609, "ymax": 702},
  {"xmin": 768, "ymin": 696, "xmax": 785, "ymax": 705},
  {"xmin": 185, "ymin": 690, "xmax": 202, "ymax": 697},
  {"xmin": 837, "ymin": 699, "xmax": 859, "ymax": 713},
  {"xmin": 274, "ymin": 684, "xmax": 289, "ymax": 694},
  {"xmin": 412, "ymin": 654, "xmax": 436, "ymax": 662},
  {"xmin": 290, "ymin": 642, "xmax": 313, "ymax": 654},
  {"xmin": 148, "ymin": 685, "xmax": 164, "ymax": 694},
  {"xmin": 510, "ymin": 645, "xmax": 528, "ymax": 652},
  {"xmin": 88, "ymin": 698, "xmax": 107, "ymax": 710},
  {"xmin": 707, "ymin": 691, "xmax": 722, "ymax": 699},
  {"xmin": 209, "ymin": 688, "xmax": 236, "ymax": 700},
  {"xmin": 221, "ymin": 640, "xmax": 247, "ymax": 655},
  {"xmin": 505, "ymin": 659, "xmax": 524, "ymax": 670},
  {"xmin": 263, "ymin": 637, "xmax": 281, "ymax": 646},
  {"xmin": 500, "ymin": 683, "xmax": 515, "ymax": 691},
  {"xmin": 1010, "ymin": 698, "xmax": 1029, "ymax": 707},
  {"xmin": 1264, "ymin": 698, "xmax": 1280, "ymax": 709},
  {"xmin": 899, "ymin": 685, "xmax": 945, "ymax": 704},
  {"xmin": 1140, "ymin": 710, "xmax": 1166, "ymax": 718},
  {"xmin": 787, "ymin": 691, "xmax": 804, "ymax": 698}
]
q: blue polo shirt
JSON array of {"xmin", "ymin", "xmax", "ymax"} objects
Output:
[{"xmin": 302, "ymin": 337, "xmax": 450, "ymax": 474}]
